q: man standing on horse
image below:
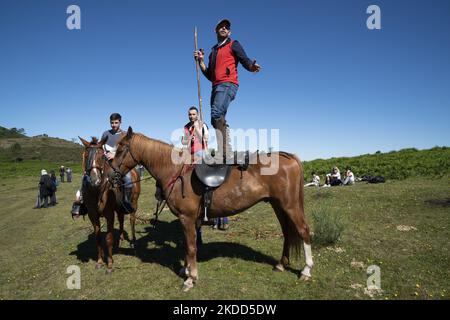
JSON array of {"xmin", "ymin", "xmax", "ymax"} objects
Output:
[{"xmin": 194, "ymin": 19, "xmax": 261, "ymax": 163}]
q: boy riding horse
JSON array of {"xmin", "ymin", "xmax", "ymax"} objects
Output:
[{"xmin": 71, "ymin": 113, "xmax": 134, "ymax": 216}]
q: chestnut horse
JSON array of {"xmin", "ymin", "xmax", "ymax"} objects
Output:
[
  {"xmin": 79, "ymin": 137, "xmax": 141, "ymax": 273},
  {"xmin": 111, "ymin": 127, "xmax": 313, "ymax": 291}
]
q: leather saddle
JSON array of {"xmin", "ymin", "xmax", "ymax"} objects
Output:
[
  {"xmin": 194, "ymin": 163, "xmax": 231, "ymax": 188},
  {"xmin": 194, "ymin": 151, "xmax": 251, "ymax": 188},
  {"xmin": 194, "ymin": 151, "xmax": 253, "ymax": 222}
]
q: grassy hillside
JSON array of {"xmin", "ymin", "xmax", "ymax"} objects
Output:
[
  {"xmin": 0, "ymin": 126, "xmax": 26, "ymax": 138},
  {"xmin": 302, "ymin": 146, "xmax": 450, "ymax": 181},
  {"xmin": 0, "ymin": 126, "xmax": 83, "ymax": 172}
]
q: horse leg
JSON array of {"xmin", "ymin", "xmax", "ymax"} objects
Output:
[
  {"xmin": 117, "ymin": 211, "xmax": 125, "ymax": 245},
  {"xmin": 129, "ymin": 211, "xmax": 136, "ymax": 249},
  {"xmin": 105, "ymin": 212, "xmax": 115, "ymax": 274},
  {"xmin": 129, "ymin": 185, "xmax": 138, "ymax": 249},
  {"xmin": 282, "ymin": 205, "xmax": 314, "ymax": 280},
  {"xmin": 91, "ymin": 217, "xmax": 105, "ymax": 269},
  {"xmin": 179, "ymin": 214, "xmax": 198, "ymax": 292},
  {"xmin": 271, "ymin": 202, "xmax": 290, "ymax": 272}
]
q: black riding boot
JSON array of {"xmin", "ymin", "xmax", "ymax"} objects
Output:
[
  {"xmin": 212, "ymin": 116, "xmax": 233, "ymax": 164},
  {"xmin": 71, "ymin": 201, "xmax": 88, "ymax": 217},
  {"xmin": 120, "ymin": 187, "xmax": 135, "ymax": 214}
]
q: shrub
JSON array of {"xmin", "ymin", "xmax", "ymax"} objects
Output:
[
  {"xmin": 311, "ymin": 207, "xmax": 344, "ymax": 246},
  {"xmin": 9, "ymin": 142, "xmax": 21, "ymax": 153}
]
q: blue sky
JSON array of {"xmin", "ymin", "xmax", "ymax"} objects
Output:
[{"xmin": 1, "ymin": 0, "xmax": 449, "ymax": 160}]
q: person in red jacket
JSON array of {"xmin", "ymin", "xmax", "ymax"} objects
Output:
[{"xmin": 194, "ymin": 19, "xmax": 261, "ymax": 163}]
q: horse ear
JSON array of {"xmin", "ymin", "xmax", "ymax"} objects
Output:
[
  {"xmin": 79, "ymin": 136, "xmax": 90, "ymax": 147},
  {"xmin": 126, "ymin": 126, "xmax": 134, "ymax": 139}
]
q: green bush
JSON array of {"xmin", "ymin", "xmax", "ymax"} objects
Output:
[
  {"xmin": 303, "ymin": 146, "xmax": 450, "ymax": 182},
  {"xmin": 311, "ymin": 207, "xmax": 344, "ymax": 246},
  {"xmin": 9, "ymin": 142, "xmax": 22, "ymax": 153}
]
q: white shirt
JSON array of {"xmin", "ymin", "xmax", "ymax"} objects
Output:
[
  {"xmin": 346, "ymin": 171, "xmax": 355, "ymax": 183},
  {"xmin": 312, "ymin": 174, "xmax": 320, "ymax": 184}
]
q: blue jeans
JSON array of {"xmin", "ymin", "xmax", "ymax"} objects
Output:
[
  {"xmin": 123, "ymin": 171, "xmax": 133, "ymax": 189},
  {"xmin": 213, "ymin": 217, "xmax": 229, "ymax": 227},
  {"xmin": 210, "ymin": 82, "xmax": 238, "ymax": 121}
]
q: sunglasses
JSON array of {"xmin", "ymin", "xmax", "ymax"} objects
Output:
[{"xmin": 217, "ymin": 25, "xmax": 230, "ymax": 31}]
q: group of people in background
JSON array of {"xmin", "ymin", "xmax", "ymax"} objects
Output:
[
  {"xmin": 34, "ymin": 169, "xmax": 58, "ymax": 208},
  {"xmin": 305, "ymin": 166, "xmax": 355, "ymax": 188},
  {"xmin": 59, "ymin": 165, "xmax": 73, "ymax": 183},
  {"xmin": 34, "ymin": 165, "xmax": 72, "ymax": 209}
]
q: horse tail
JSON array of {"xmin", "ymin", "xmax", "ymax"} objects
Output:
[
  {"xmin": 281, "ymin": 153, "xmax": 306, "ymax": 258},
  {"xmin": 292, "ymin": 153, "xmax": 305, "ymax": 213},
  {"xmin": 278, "ymin": 151, "xmax": 305, "ymax": 211}
]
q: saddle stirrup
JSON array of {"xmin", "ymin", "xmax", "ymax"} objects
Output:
[
  {"xmin": 203, "ymin": 205, "xmax": 208, "ymax": 222},
  {"xmin": 203, "ymin": 187, "xmax": 213, "ymax": 222}
]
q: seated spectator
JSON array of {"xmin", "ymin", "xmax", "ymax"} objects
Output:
[
  {"xmin": 342, "ymin": 167, "xmax": 355, "ymax": 185},
  {"xmin": 305, "ymin": 172, "xmax": 320, "ymax": 187},
  {"xmin": 324, "ymin": 166, "xmax": 342, "ymax": 187}
]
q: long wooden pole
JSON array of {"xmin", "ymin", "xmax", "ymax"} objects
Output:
[
  {"xmin": 194, "ymin": 26, "xmax": 209, "ymax": 221},
  {"xmin": 194, "ymin": 26, "xmax": 203, "ymax": 123}
]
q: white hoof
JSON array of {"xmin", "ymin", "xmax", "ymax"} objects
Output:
[
  {"xmin": 182, "ymin": 278, "xmax": 194, "ymax": 292},
  {"xmin": 274, "ymin": 264, "xmax": 285, "ymax": 272}
]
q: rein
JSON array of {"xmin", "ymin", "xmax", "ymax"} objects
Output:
[
  {"xmin": 108, "ymin": 136, "xmax": 191, "ymax": 225},
  {"xmin": 109, "ymin": 141, "xmax": 139, "ymax": 187},
  {"xmin": 151, "ymin": 163, "xmax": 188, "ymax": 227}
]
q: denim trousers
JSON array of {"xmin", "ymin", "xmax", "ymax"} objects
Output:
[{"xmin": 210, "ymin": 82, "xmax": 238, "ymax": 121}]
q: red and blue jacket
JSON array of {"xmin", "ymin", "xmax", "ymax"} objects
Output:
[{"xmin": 202, "ymin": 38, "xmax": 254, "ymax": 86}]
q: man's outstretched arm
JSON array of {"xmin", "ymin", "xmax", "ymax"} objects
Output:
[{"xmin": 232, "ymin": 41, "xmax": 261, "ymax": 72}]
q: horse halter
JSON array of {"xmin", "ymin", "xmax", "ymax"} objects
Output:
[
  {"xmin": 84, "ymin": 146, "xmax": 105, "ymax": 176},
  {"xmin": 110, "ymin": 141, "xmax": 139, "ymax": 185}
]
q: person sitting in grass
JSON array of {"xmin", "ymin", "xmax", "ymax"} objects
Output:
[
  {"xmin": 342, "ymin": 167, "xmax": 355, "ymax": 186},
  {"xmin": 305, "ymin": 172, "xmax": 321, "ymax": 187},
  {"xmin": 323, "ymin": 166, "xmax": 342, "ymax": 187}
]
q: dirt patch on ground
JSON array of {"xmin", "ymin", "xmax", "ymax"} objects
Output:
[{"xmin": 396, "ymin": 225, "xmax": 417, "ymax": 232}]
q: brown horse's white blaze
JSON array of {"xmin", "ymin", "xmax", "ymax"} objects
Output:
[{"xmin": 112, "ymin": 127, "xmax": 314, "ymax": 291}]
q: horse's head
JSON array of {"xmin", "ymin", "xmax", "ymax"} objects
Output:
[
  {"xmin": 79, "ymin": 136, "xmax": 106, "ymax": 187},
  {"xmin": 110, "ymin": 127, "xmax": 139, "ymax": 177}
]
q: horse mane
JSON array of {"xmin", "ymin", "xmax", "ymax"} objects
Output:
[
  {"xmin": 132, "ymin": 133, "xmax": 178, "ymax": 170},
  {"xmin": 275, "ymin": 151, "xmax": 296, "ymax": 160}
]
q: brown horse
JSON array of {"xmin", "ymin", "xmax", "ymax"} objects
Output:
[
  {"xmin": 111, "ymin": 127, "xmax": 313, "ymax": 290},
  {"xmin": 79, "ymin": 136, "xmax": 141, "ymax": 273}
]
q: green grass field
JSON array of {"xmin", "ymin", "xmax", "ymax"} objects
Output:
[{"xmin": 0, "ymin": 173, "xmax": 449, "ymax": 300}]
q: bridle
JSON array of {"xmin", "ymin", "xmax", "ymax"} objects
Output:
[
  {"xmin": 83, "ymin": 145, "xmax": 109, "ymax": 186},
  {"xmin": 109, "ymin": 140, "xmax": 139, "ymax": 186},
  {"xmin": 84, "ymin": 145, "xmax": 105, "ymax": 176}
]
